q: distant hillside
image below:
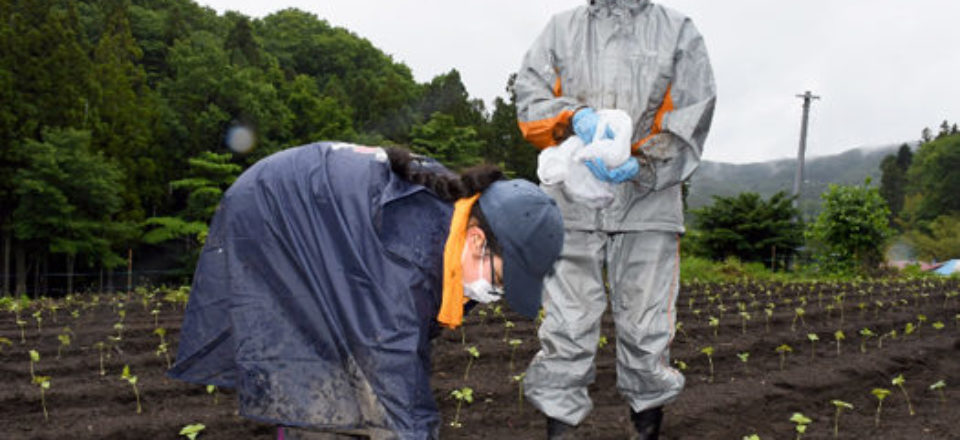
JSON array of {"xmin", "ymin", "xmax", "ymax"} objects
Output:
[{"xmin": 687, "ymin": 143, "xmax": 913, "ymax": 219}]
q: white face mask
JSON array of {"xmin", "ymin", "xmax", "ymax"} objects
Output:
[{"xmin": 463, "ymin": 242, "xmax": 503, "ymax": 304}]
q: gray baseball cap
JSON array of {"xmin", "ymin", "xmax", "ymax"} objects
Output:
[{"xmin": 479, "ymin": 180, "xmax": 564, "ymax": 318}]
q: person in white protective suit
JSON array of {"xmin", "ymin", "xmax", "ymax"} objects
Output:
[{"xmin": 515, "ymin": 0, "xmax": 716, "ymax": 438}]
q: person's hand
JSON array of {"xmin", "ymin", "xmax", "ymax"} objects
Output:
[
  {"xmin": 572, "ymin": 108, "xmax": 615, "ymax": 143},
  {"xmin": 584, "ymin": 157, "xmax": 640, "ymax": 183}
]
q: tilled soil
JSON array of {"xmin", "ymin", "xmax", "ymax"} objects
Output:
[{"xmin": 1, "ymin": 279, "xmax": 958, "ymax": 439}]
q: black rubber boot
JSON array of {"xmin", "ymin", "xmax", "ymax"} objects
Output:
[
  {"xmin": 630, "ymin": 406, "xmax": 663, "ymax": 440},
  {"xmin": 546, "ymin": 417, "xmax": 577, "ymax": 440}
]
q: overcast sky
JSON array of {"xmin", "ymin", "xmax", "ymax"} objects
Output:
[{"xmin": 197, "ymin": 0, "xmax": 960, "ymax": 164}]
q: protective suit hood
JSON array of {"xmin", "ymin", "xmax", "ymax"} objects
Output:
[{"xmin": 588, "ymin": 0, "xmax": 651, "ymax": 15}]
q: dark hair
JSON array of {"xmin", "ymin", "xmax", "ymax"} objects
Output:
[{"xmin": 385, "ymin": 147, "xmax": 504, "ymax": 255}]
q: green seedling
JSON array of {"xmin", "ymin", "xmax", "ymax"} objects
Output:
[
  {"xmin": 151, "ymin": 308, "xmax": 161, "ymax": 328},
  {"xmin": 791, "ymin": 307, "xmax": 805, "ymax": 332},
  {"xmin": 903, "ymin": 322, "xmax": 915, "ymax": 336},
  {"xmin": 49, "ymin": 304, "xmax": 58, "ymax": 323},
  {"xmin": 598, "ymin": 335, "xmax": 609, "ymax": 350},
  {"xmin": 764, "ymin": 308, "xmax": 773, "ymax": 333},
  {"xmin": 503, "ymin": 320, "xmax": 515, "ymax": 341},
  {"xmin": 807, "ymin": 333, "xmax": 819, "ymax": 360},
  {"xmin": 743, "ymin": 435, "xmax": 760, "ymax": 440},
  {"xmin": 700, "ymin": 346, "xmax": 715, "ymax": 383},
  {"xmin": 916, "ymin": 314, "xmax": 927, "ymax": 329},
  {"xmin": 874, "ymin": 300, "xmax": 883, "ymax": 320},
  {"xmin": 33, "ymin": 375, "xmax": 51, "ymax": 421},
  {"xmin": 790, "ymin": 412, "xmax": 811, "ymax": 440},
  {"xmin": 929, "ymin": 380, "xmax": 946, "ymax": 404},
  {"xmin": 892, "ymin": 374, "xmax": 914, "ymax": 416},
  {"xmin": 708, "ymin": 316, "xmax": 720, "ymax": 338},
  {"xmin": 477, "ymin": 309, "xmax": 487, "ymax": 326},
  {"xmin": 206, "ymin": 384, "xmax": 220, "ymax": 405},
  {"xmin": 0, "ymin": 336, "xmax": 12, "ymax": 353},
  {"xmin": 834, "ymin": 295, "xmax": 845, "ymax": 326},
  {"xmin": 834, "ymin": 330, "xmax": 845, "ymax": 357},
  {"xmin": 463, "ymin": 346, "xmax": 479, "ymax": 380},
  {"xmin": 154, "ymin": 328, "xmax": 172, "ymax": 368},
  {"xmin": 15, "ymin": 318, "xmax": 27, "ymax": 344},
  {"xmin": 508, "ymin": 338, "xmax": 522, "ymax": 372},
  {"xmin": 675, "ymin": 322, "xmax": 688, "ymax": 341},
  {"xmin": 736, "ymin": 352, "xmax": 749, "ymax": 372},
  {"xmin": 120, "ymin": 365, "xmax": 142, "ymax": 414},
  {"xmin": 775, "ymin": 344, "xmax": 793, "ymax": 371},
  {"xmin": 114, "ymin": 321, "xmax": 126, "ymax": 341},
  {"xmin": 932, "ymin": 321, "xmax": 944, "ymax": 331},
  {"xmin": 179, "ymin": 423, "xmax": 206, "ymax": 440},
  {"xmin": 739, "ymin": 312, "xmax": 751, "ymax": 335},
  {"xmin": 673, "ymin": 359, "xmax": 688, "ymax": 371},
  {"xmin": 956, "ymin": 313, "xmax": 960, "ymax": 329},
  {"xmin": 858, "ymin": 328, "xmax": 875, "ymax": 353},
  {"xmin": 945, "ymin": 291, "xmax": 959, "ymax": 310},
  {"xmin": 857, "ymin": 301, "xmax": 867, "ymax": 320},
  {"xmin": 56, "ymin": 331, "xmax": 71, "ymax": 360},
  {"xmin": 830, "ymin": 400, "xmax": 853, "ymax": 438},
  {"xmin": 871, "ymin": 388, "xmax": 891, "ymax": 427},
  {"xmin": 94, "ymin": 341, "xmax": 107, "ymax": 376},
  {"xmin": 32, "ymin": 310, "xmax": 43, "ymax": 334},
  {"xmin": 877, "ymin": 329, "xmax": 896, "ymax": 349},
  {"xmin": 29, "ymin": 349, "xmax": 40, "ymax": 380},
  {"xmin": 512, "ymin": 373, "xmax": 525, "ymax": 409},
  {"xmin": 449, "ymin": 387, "xmax": 474, "ymax": 428}
]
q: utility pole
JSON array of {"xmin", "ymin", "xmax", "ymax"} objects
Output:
[{"xmin": 792, "ymin": 91, "xmax": 820, "ymax": 210}]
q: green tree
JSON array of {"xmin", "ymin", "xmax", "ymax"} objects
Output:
[
  {"xmin": 142, "ymin": 151, "xmax": 240, "ymax": 269},
  {"xmin": 12, "ymin": 128, "xmax": 125, "ymax": 295},
  {"xmin": 879, "ymin": 144, "xmax": 911, "ymax": 225},
  {"xmin": 487, "ymin": 73, "xmax": 537, "ymax": 181},
  {"xmin": 411, "ymin": 112, "xmax": 484, "ymax": 171},
  {"xmin": 808, "ymin": 180, "xmax": 892, "ymax": 274},
  {"xmin": 691, "ymin": 191, "xmax": 803, "ymax": 267},
  {"xmin": 903, "ymin": 134, "xmax": 960, "ymax": 222},
  {"xmin": 904, "ymin": 215, "xmax": 960, "ymax": 261}
]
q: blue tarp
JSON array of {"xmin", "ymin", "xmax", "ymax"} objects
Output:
[
  {"xmin": 169, "ymin": 142, "xmax": 454, "ymax": 439},
  {"xmin": 933, "ymin": 259, "xmax": 960, "ymax": 276}
]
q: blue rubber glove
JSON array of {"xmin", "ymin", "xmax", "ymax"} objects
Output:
[
  {"xmin": 584, "ymin": 157, "xmax": 640, "ymax": 183},
  {"xmin": 572, "ymin": 108, "xmax": 615, "ymax": 143}
]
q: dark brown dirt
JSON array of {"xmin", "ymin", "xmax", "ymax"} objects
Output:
[{"xmin": 1, "ymin": 279, "xmax": 958, "ymax": 440}]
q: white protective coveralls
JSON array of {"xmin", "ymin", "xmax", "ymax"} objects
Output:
[{"xmin": 516, "ymin": 0, "xmax": 716, "ymax": 425}]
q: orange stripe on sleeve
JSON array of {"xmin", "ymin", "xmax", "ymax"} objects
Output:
[
  {"xmin": 633, "ymin": 85, "xmax": 674, "ymax": 153},
  {"xmin": 518, "ymin": 109, "xmax": 575, "ymax": 150}
]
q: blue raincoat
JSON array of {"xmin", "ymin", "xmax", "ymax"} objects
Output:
[{"xmin": 169, "ymin": 142, "xmax": 454, "ymax": 439}]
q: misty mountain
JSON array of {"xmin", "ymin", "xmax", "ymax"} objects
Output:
[{"xmin": 686, "ymin": 143, "xmax": 913, "ymax": 219}]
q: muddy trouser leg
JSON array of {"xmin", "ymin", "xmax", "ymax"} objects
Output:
[
  {"xmin": 524, "ymin": 230, "xmax": 608, "ymax": 426},
  {"xmin": 608, "ymin": 232, "xmax": 684, "ymax": 412}
]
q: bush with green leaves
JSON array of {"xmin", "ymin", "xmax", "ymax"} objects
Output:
[{"xmin": 806, "ymin": 180, "xmax": 892, "ymax": 275}]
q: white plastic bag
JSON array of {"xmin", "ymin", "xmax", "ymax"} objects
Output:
[{"xmin": 536, "ymin": 109, "xmax": 634, "ymax": 208}]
